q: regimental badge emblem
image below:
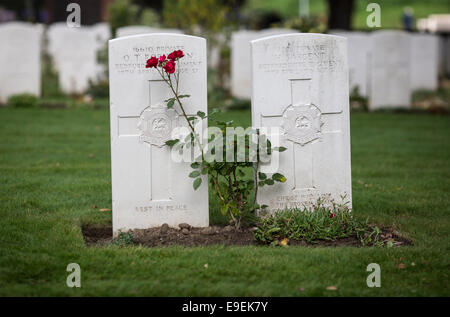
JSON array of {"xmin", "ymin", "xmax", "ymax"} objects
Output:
[
  {"xmin": 137, "ymin": 103, "xmax": 178, "ymax": 147},
  {"xmin": 282, "ymin": 103, "xmax": 323, "ymax": 145}
]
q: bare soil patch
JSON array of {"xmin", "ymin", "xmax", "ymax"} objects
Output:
[{"xmin": 82, "ymin": 224, "xmax": 412, "ymax": 248}]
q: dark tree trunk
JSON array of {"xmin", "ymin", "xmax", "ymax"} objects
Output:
[{"xmin": 327, "ymin": 0, "xmax": 355, "ymax": 31}]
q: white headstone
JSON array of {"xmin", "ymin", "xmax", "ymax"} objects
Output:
[
  {"xmin": 251, "ymin": 33, "xmax": 352, "ymax": 212},
  {"xmin": 0, "ymin": 22, "xmax": 42, "ymax": 103},
  {"xmin": 209, "ymin": 33, "xmax": 226, "ymax": 69},
  {"xmin": 427, "ymin": 14, "xmax": 450, "ymax": 33},
  {"xmin": 116, "ymin": 26, "xmax": 183, "ymax": 38},
  {"xmin": 91, "ymin": 23, "xmax": 111, "ymax": 77},
  {"xmin": 369, "ymin": 31, "xmax": 411, "ymax": 110},
  {"xmin": 417, "ymin": 18, "xmax": 429, "ymax": 32},
  {"xmin": 410, "ymin": 33, "xmax": 439, "ymax": 91},
  {"xmin": 109, "ymin": 34, "xmax": 209, "ymax": 234},
  {"xmin": 92, "ymin": 22, "xmax": 111, "ymax": 48},
  {"xmin": 47, "ymin": 22, "xmax": 67, "ymax": 57},
  {"xmin": 231, "ymin": 28, "xmax": 299, "ymax": 100},
  {"xmin": 49, "ymin": 27, "xmax": 99, "ymax": 94},
  {"xmin": 329, "ymin": 31, "xmax": 371, "ymax": 96}
]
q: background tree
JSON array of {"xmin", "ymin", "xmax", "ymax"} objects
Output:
[{"xmin": 327, "ymin": 0, "xmax": 354, "ymax": 30}]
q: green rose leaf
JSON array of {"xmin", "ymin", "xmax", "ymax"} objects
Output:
[
  {"xmin": 193, "ymin": 177, "xmax": 202, "ymax": 190},
  {"xmin": 258, "ymin": 172, "xmax": 267, "ymax": 180},
  {"xmin": 191, "ymin": 162, "xmax": 200, "ymax": 169},
  {"xmin": 273, "ymin": 146, "xmax": 287, "ymax": 152},
  {"xmin": 197, "ymin": 111, "xmax": 206, "ymax": 119},
  {"xmin": 189, "ymin": 171, "xmax": 201, "ymax": 178},
  {"xmin": 265, "ymin": 178, "xmax": 275, "ymax": 185},
  {"xmin": 165, "ymin": 139, "xmax": 179, "ymax": 146},
  {"xmin": 167, "ymin": 98, "xmax": 175, "ymax": 108},
  {"xmin": 220, "ymin": 204, "xmax": 228, "ymax": 215},
  {"xmin": 272, "ymin": 173, "xmax": 286, "ymax": 183}
]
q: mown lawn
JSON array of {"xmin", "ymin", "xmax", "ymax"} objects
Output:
[{"xmin": 0, "ymin": 107, "xmax": 449, "ymax": 296}]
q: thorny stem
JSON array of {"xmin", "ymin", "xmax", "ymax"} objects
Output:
[
  {"xmin": 212, "ymin": 170, "xmax": 237, "ymax": 225},
  {"xmin": 253, "ymin": 129, "xmax": 260, "ymax": 205},
  {"xmin": 232, "ymin": 168, "xmax": 243, "ymax": 229},
  {"xmin": 157, "ymin": 63, "xmax": 204, "ymax": 159},
  {"xmin": 212, "ymin": 172, "xmax": 226, "ymax": 203},
  {"xmin": 226, "ymin": 168, "xmax": 240, "ymax": 227}
]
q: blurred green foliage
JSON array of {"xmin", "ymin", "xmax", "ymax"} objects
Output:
[
  {"xmin": 140, "ymin": 8, "xmax": 160, "ymax": 26},
  {"xmin": 41, "ymin": 52, "xmax": 64, "ymax": 99},
  {"xmin": 7, "ymin": 94, "xmax": 39, "ymax": 108},
  {"xmin": 244, "ymin": 0, "xmax": 450, "ymax": 30},
  {"xmin": 108, "ymin": 0, "xmax": 160, "ymax": 37},
  {"xmin": 162, "ymin": 0, "xmax": 230, "ymax": 36},
  {"xmin": 108, "ymin": 0, "xmax": 140, "ymax": 36},
  {"xmin": 283, "ymin": 16, "xmax": 327, "ymax": 33}
]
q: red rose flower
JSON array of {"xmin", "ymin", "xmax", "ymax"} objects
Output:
[
  {"xmin": 175, "ymin": 50, "xmax": 184, "ymax": 58},
  {"xmin": 146, "ymin": 57, "xmax": 158, "ymax": 68},
  {"xmin": 168, "ymin": 49, "xmax": 184, "ymax": 60},
  {"xmin": 329, "ymin": 213, "xmax": 335, "ymax": 219},
  {"xmin": 167, "ymin": 52, "xmax": 176, "ymax": 60},
  {"xmin": 159, "ymin": 54, "xmax": 166, "ymax": 64},
  {"xmin": 163, "ymin": 60, "xmax": 176, "ymax": 74}
]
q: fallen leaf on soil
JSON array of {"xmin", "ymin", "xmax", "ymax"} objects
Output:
[
  {"xmin": 326, "ymin": 286, "xmax": 337, "ymax": 291},
  {"xmin": 99, "ymin": 208, "xmax": 111, "ymax": 212},
  {"xmin": 298, "ymin": 288, "xmax": 305, "ymax": 292},
  {"xmin": 280, "ymin": 238, "xmax": 289, "ymax": 246},
  {"xmin": 91, "ymin": 205, "xmax": 98, "ymax": 209},
  {"xmin": 396, "ymin": 263, "xmax": 405, "ymax": 269},
  {"xmin": 204, "ymin": 263, "xmax": 208, "ymax": 269}
]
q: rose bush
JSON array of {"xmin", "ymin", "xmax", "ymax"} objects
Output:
[{"xmin": 145, "ymin": 51, "xmax": 287, "ymax": 228}]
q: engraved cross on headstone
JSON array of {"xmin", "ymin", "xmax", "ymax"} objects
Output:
[
  {"xmin": 261, "ymin": 77, "xmax": 343, "ymax": 191},
  {"xmin": 117, "ymin": 79, "xmax": 176, "ymax": 201}
]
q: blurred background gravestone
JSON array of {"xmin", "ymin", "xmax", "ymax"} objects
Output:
[{"xmin": 0, "ymin": 22, "xmax": 42, "ymax": 103}]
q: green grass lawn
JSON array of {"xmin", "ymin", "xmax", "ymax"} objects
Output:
[
  {"xmin": 0, "ymin": 107, "xmax": 449, "ymax": 296},
  {"xmin": 244, "ymin": 0, "xmax": 450, "ymax": 30}
]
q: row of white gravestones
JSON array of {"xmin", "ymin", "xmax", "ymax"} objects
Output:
[
  {"xmin": 230, "ymin": 28, "xmax": 299, "ymax": 100},
  {"xmin": 109, "ymin": 33, "xmax": 352, "ymax": 235},
  {"xmin": 47, "ymin": 23, "xmax": 111, "ymax": 94},
  {"xmin": 330, "ymin": 30, "xmax": 440, "ymax": 110},
  {"xmin": 0, "ymin": 22, "xmax": 43, "ymax": 103}
]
